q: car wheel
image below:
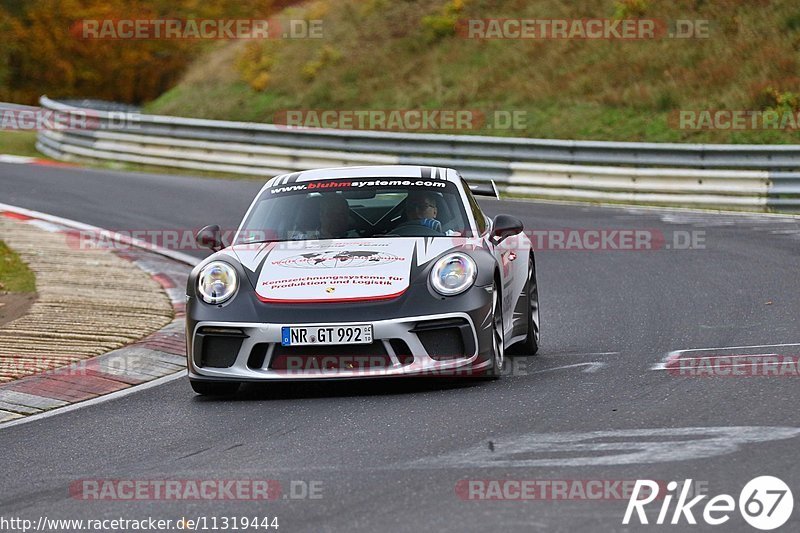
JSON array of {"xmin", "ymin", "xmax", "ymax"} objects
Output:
[
  {"xmin": 519, "ymin": 256, "xmax": 540, "ymax": 355},
  {"xmin": 484, "ymin": 281, "xmax": 505, "ymax": 379},
  {"xmin": 190, "ymin": 380, "xmax": 240, "ymax": 396}
]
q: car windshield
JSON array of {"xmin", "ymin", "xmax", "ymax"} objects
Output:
[{"xmin": 235, "ymin": 178, "xmax": 472, "ymax": 244}]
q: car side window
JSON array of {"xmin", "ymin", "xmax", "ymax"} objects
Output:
[{"xmin": 461, "ymin": 178, "xmax": 488, "ymax": 236}]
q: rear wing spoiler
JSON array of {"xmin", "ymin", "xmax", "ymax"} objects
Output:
[{"xmin": 467, "ymin": 180, "xmax": 500, "ymax": 199}]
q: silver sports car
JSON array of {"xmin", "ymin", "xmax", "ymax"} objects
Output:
[{"xmin": 186, "ymin": 165, "xmax": 539, "ymax": 394}]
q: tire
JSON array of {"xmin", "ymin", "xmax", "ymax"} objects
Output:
[
  {"xmin": 518, "ymin": 256, "xmax": 540, "ymax": 355},
  {"xmin": 190, "ymin": 380, "xmax": 240, "ymax": 396},
  {"xmin": 482, "ymin": 280, "xmax": 505, "ymax": 380}
]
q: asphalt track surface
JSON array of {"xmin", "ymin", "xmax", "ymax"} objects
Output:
[{"xmin": 1, "ymin": 162, "xmax": 800, "ymax": 532}]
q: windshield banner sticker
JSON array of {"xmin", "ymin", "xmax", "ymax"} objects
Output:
[{"xmin": 255, "ymin": 240, "xmax": 414, "ymax": 302}]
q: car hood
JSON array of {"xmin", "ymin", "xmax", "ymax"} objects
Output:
[{"xmin": 223, "ymin": 237, "xmax": 477, "ymax": 303}]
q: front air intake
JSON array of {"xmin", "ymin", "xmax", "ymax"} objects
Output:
[
  {"xmin": 412, "ymin": 318, "xmax": 473, "ymax": 360},
  {"xmin": 195, "ymin": 328, "xmax": 247, "ymax": 368}
]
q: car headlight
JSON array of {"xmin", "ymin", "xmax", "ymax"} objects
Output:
[
  {"xmin": 430, "ymin": 253, "xmax": 477, "ymax": 296},
  {"xmin": 197, "ymin": 261, "xmax": 238, "ymax": 304}
]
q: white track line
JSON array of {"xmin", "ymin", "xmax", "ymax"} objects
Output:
[
  {"xmin": 673, "ymin": 353, "xmax": 779, "ymax": 361},
  {"xmin": 528, "ymin": 362, "xmax": 608, "ymax": 375},
  {"xmin": 0, "ymin": 154, "xmax": 37, "ymax": 164},
  {"xmin": 547, "ymin": 351, "xmax": 620, "ymax": 357}
]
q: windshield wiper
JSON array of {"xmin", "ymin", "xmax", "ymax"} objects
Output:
[{"xmin": 234, "ymin": 239, "xmax": 280, "ymax": 246}]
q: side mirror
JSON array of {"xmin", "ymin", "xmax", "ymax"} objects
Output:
[
  {"xmin": 491, "ymin": 214, "xmax": 523, "ymax": 244},
  {"xmin": 195, "ymin": 224, "xmax": 223, "ymax": 251}
]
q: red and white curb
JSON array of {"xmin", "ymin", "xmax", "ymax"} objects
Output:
[{"xmin": 0, "ymin": 204, "xmax": 198, "ymax": 427}]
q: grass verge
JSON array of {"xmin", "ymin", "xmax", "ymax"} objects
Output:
[
  {"xmin": 0, "ymin": 131, "xmax": 41, "ymax": 158},
  {"xmin": 145, "ymin": 0, "xmax": 800, "ymax": 145},
  {"xmin": 0, "ymin": 240, "xmax": 36, "ymax": 293}
]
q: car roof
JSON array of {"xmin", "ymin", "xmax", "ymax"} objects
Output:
[{"xmin": 266, "ymin": 165, "xmax": 459, "ymax": 187}]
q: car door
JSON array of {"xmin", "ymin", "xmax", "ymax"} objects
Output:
[
  {"xmin": 490, "ymin": 217, "xmax": 529, "ymax": 337},
  {"xmin": 461, "ymin": 179, "xmax": 529, "ymax": 338}
]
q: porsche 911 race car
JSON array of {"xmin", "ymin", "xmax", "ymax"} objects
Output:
[{"xmin": 186, "ymin": 165, "xmax": 539, "ymax": 395}]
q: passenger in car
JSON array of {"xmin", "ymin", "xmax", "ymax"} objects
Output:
[{"xmin": 405, "ymin": 191, "xmax": 443, "ymax": 232}]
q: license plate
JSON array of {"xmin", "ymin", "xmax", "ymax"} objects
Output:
[{"xmin": 281, "ymin": 325, "xmax": 373, "ymax": 346}]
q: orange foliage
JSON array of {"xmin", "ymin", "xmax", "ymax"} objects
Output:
[{"xmin": 0, "ymin": 0, "xmax": 300, "ymax": 104}]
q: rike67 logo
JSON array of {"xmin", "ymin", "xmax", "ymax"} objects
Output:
[{"xmin": 623, "ymin": 476, "xmax": 794, "ymax": 530}]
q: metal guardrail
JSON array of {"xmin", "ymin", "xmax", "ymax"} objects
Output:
[{"xmin": 34, "ymin": 96, "xmax": 800, "ymax": 211}]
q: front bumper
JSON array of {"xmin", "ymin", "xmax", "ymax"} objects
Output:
[{"xmin": 187, "ymin": 311, "xmax": 493, "ymax": 381}]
